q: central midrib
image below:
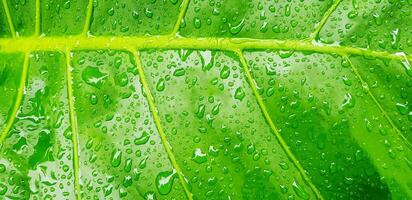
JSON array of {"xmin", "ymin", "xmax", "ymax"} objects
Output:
[{"xmin": 0, "ymin": 36, "xmax": 410, "ymax": 62}]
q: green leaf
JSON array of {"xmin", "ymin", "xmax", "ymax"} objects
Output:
[{"xmin": 0, "ymin": 0, "xmax": 411, "ymax": 199}]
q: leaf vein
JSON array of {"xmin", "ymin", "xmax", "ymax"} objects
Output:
[
  {"xmin": 132, "ymin": 49, "xmax": 193, "ymax": 200},
  {"xmin": 171, "ymin": 0, "xmax": 191, "ymax": 36},
  {"xmin": 236, "ymin": 50, "xmax": 324, "ymax": 200},
  {"xmin": 345, "ymin": 56, "xmax": 412, "ymax": 149},
  {"xmin": 0, "ymin": 53, "xmax": 29, "ymax": 145},
  {"xmin": 35, "ymin": 0, "xmax": 40, "ymax": 36},
  {"xmin": 0, "ymin": 37, "xmax": 410, "ymax": 62},
  {"xmin": 82, "ymin": 0, "xmax": 94, "ymax": 36},
  {"xmin": 309, "ymin": 0, "xmax": 343, "ymax": 41},
  {"xmin": 1, "ymin": 0, "xmax": 16, "ymax": 37},
  {"xmin": 65, "ymin": 49, "xmax": 82, "ymax": 200}
]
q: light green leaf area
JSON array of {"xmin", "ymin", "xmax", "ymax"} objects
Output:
[{"xmin": 0, "ymin": 0, "xmax": 411, "ymax": 200}]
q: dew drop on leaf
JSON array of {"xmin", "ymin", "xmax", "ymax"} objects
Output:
[
  {"xmin": 220, "ymin": 65, "xmax": 230, "ymax": 79},
  {"xmin": 0, "ymin": 164, "xmax": 5, "ymax": 173},
  {"xmin": 0, "ymin": 183, "xmax": 7, "ymax": 195},
  {"xmin": 229, "ymin": 19, "xmax": 245, "ymax": 35},
  {"xmin": 134, "ymin": 131, "xmax": 150, "ymax": 145},
  {"xmin": 81, "ymin": 66, "xmax": 108, "ymax": 89},
  {"xmin": 111, "ymin": 149, "xmax": 122, "ymax": 167},
  {"xmin": 292, "ymin": 180, "xmax": 309, "ymax": 200},
  {"xmin": 396, "ymin": 103, "xmax": 408, "ymax": 115},
  {"xmin": 155, "ymin": 170, "xmax": 176, "ymax": 195},
  {"xmin": 340, "ymin": 93, "xmax": 355, "ymax": 111},
  {"xmin": 400, "ymin": 58, "xmax": 412, "ymax": 77},
  {"xmin": 107, "ymin": 8, "xmax": 115, "ymax": 16},
  {"xmin": 144, "ymin": 8, "xmax": 154, "ymax": 18},
  {"xmin": 156, "ymin": 78, "xmax": 166, "ymax": 91},
  {"xmin": 192, "ymin": 148, "xmax": 207, "ymax": 164},
  {"xmin": 173, "ymin": 68, "xmax": 185, "ymax": 76},
  {"xmin": 234, "ymin": 87, "xmax": 246, "ymax": 101},
  {"xmin": 193, "ymin": 17, "xmax": 201, "ymax": 29}
]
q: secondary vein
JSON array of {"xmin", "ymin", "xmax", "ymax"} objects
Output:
[
  {"xmin": 236, "ymin": 50, "xmax": 324, "ymax": 200},
  {"xmin": 0, "ymin": 53, "xmax": 29, "ymax": 145},
  {"xmin": 65, "ymin": 49, "xmax": 82, "ymax": 200},
  {"xmin": 171, "ymin": 0, "xmax": 191, "ymax": 35},
  {"xmin": 1, "ymin": 0, "xmax": 16, "ymax": 37},
  {"xmin": 35, "ymin": 0, "xmax": 40, "ymax": 36},
  {"xmin": 309, "ymin": 0, "xmax": 342, "ymax": 41},
  {"xmin": 345, "ymin": 56, "xmax": 412, "ymax": 149},
  {"xmin": 82, "ymin": 0, "xmax": 94, "ymax": 36},
  {"xmin": 132, "ymin": 49, "xmax": 193, "ymax": 200}
]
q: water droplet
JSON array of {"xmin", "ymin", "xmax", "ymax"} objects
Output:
[
  {"xmin": 144, "ymin": 8, "xmax": 153, "ymax": 18},
  {"xmin": 81, "ymin": 66, "xmax": 108, "ymax": 89},
  {"xmin": 234, "ymin": 87, "xmax": 246, "ymax": 101},
  {"xmin": 292, "ymin": 180, "xmax": 309, "ymax": 200},
  {"xmin": 340, "ymin": 93, "xmax": 355, "ymax": 111},
  {"xmin": 0, "ymin": 183, "xmax": 7, "ymax": 195},
  {"xmin": 89, "ymin": 93, "xmax": 98, "ymax": 105},
  {"xmin": 173, "ymin": 68, "xmax": 186, "ymax": 76},
  {"xmin": 107, "ymin": 8, "xmax": 115, "ymax": 16},
  {"xmin": 0, "ymin": 164, "xmax": 5, "ymax": 173},
  {"xmin": 156, "ymin": 78, "xmax": 165, "ymax": 91},
  {"xmin": 196, "ymin": 104, "xmax": 205, "ymax": 119},
  {"xmin": 193, "ymin": 17, "xmax": 201, "ymax": 29},
  {"xmin": 115, "ymin": 72, "xmax": 129, "ymax": 87},
  {"xmin": 134, "ymin": 131, "xmax": 150, "ymax": 145},
  {"xmin": 111, "ymin": 149, "xmax": 122, "ymax": 167},
  {"xmin": 192, "ymin": 148, "xmax": 207, "ymax": 164},
  {"xmin": 396, "ymin": 103, "xmax": 409, "ymax": 115},
  {"xmin": 400, "ymin": 58, "xmax": 412, "ymax": 77},
  {"xmin": 156, "ymin": 170, "xmax": 176, "ymax": 195},
  {"xmin": 229, "ymin": 19, "xmax": 245, "ymax": 35},
  {"xmin": 220, "ymin": 65, "xmax": 230, "ymax": 79},
  {"xmin": 104, "ymin": 184, "xmax": 113, "ymax": 196}
]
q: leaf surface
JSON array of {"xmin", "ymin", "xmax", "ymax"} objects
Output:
[{"xmin": 0, "ymin": 0, "xmax": 411, "ymax": 199}]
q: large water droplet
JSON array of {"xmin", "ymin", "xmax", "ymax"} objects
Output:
[
  {"xmin": 229, "ymin": 19, "xmax": 245, "ymax": 35},
  {"xmin": 81, "ymin": 66, "xmax": 108, "ymax": 89},
  {"xmin": 234, "ymin": 87, "xmax": 246, "ymax": 101},
  {"xmin": 134, "ymin": 131, "xmax": 150, "ymax": 145},
  {"xmin": 156, "ymin": 78, "xmax": 166, "ymax": 91},
  {"xmin": 220, "ymin": 65, "xmax": 230, "ymax": 79},
  {"xmin": 111, "ymin": 149, "xmax": 122, "ymax": 167},
  {"xmin": 292, "ymin": 180, "xmax": 309, "ymax": 199},
  {"xmin": 156, "ymin": 170, "xmax": 176, "ymax": 195},
  {"xmin": 192, "ymin": 148, "xmax": 207, "ymax": 164}
]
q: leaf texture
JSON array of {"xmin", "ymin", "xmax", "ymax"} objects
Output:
[{"xmin": 0, "ymin": 0, "xmax": 411, "ymax": 200}]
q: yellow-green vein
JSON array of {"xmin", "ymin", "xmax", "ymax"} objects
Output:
[
  {"xmin": 132, "ymin": 49, "xmax": 193, "ymax": 200},
  {"xmin": 171, "ymin": 0, "xmax": 191, "ymax": 35},
  {"xmin": 34, "ymin": 0, "xmax": 40, "ymax": 36},
  {"xmin": 344, "ymin": 56, "xmax": 412, "ymax": 149},
  {"xmin": 0, "ymin": 53, "xmax": 29, "ymax": 144},
  {"xmin": 82, "ymin": 0, "xmax": 94, "ymax": 36},
  {"xmin": 0, "ymin": 36, "xmax": 410, "ymax": 62},
  {"xmin": 1, "ymin": 0, "xmax": 16, "ymax": 37},
  {"xmin": 236, "ymin": 50, "xmax": 324, "ymax": 200},
  {"xmin": 309, "ymin": 0, "xmax": 342, "ymax": 41},
  {"xmin": 65, "ymin": 49, "xmax": 82, "ymax": 200}
]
